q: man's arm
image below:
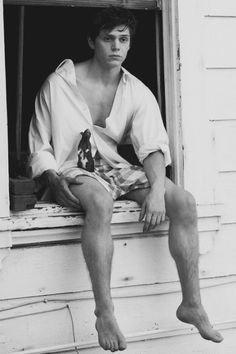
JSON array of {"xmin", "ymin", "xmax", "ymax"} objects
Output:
[
  {"xmin": 141, "ymin": 150, "xmax": 166, "ymax": 232},
  {"xmin": 29, "ymin": 81, "xmax": 82, "ymax": 209},
  {"xmin": 42, "ymin": 169, "xmax": 82, "ymax": 209}
]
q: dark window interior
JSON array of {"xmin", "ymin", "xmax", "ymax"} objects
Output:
[{"xmin": 4, "ymin": 5, "xmax": 165, "ymax": 176}]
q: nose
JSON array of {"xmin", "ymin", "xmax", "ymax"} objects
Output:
[{"xmin": 111, "ymin": 39, "xmax": 120, "ymax": 51}]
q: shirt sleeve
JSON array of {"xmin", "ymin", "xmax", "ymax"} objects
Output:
[
  {"xmin": 130, "ymin": 84, "xmax": 171, "ymax": 166},
  {"xmin": 28, "ymin": 81, "xmax": 58, "ymax": 178}
]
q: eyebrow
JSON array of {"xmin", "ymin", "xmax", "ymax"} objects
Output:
[{"xmin": 103, "ymin": 34, "xmax": 130, "ymax": 38}]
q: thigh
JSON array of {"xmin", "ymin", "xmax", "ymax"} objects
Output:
[
  {"xmin": 69, "ymin": 175, "xmax": 113, "ymax": 213},
  {"xmin": 121, "ymin": 186, "xmax": 150, "ymax": 205},
  {"xmin": 122, "ymin": 177, "xmax": 187, "ymax": 214}
]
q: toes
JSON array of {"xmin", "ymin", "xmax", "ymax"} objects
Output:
[
  {"xmin": 118, "ymin": 339, "xmax": 127, "ymax": 351},
  {"xmin": 213, "ymin": 331, "xmax": 224, "ymax": 343},
  {"xmin": 99, "ymin": 338, "xmax": 110, "ymax": 351},
  {"xmin": 110, "ymin": 341, "xmax": 116, "ymax": 352},
  {"xmin": 112, "ymin": 340, "xmax": 119, "ymax": 352}
]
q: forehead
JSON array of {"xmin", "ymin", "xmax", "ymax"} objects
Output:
[{"xmin": 101, "ymin": 25, "xmax": 130, "ymax": 36}]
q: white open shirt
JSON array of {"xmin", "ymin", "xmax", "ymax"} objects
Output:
[{"xmin": 28, "ymin": 59, "xmax": 171, "ymax": 178}]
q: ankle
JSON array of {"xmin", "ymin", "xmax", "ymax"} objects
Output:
[
  {"xmin": 95, "ymin": 305, "xmax": 114, "ymax": 318},
  {"xmin": 181, "ymin": 299, "xmax": 202, "ymax": 308}
]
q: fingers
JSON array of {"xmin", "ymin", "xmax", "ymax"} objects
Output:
[
  {"xmin": 143, "ymin": 211, "xmax": 166, "ymax": 232},
  {"xmin": 51, "ymin": 174, "xmax": 81, "ymax": 208},
  {"xmin": 139, "ymin": 203, "xmax": 146, "ymax": 222},
  {"xmin": 66, "ymin": 176, "xmax": 83, "ymax": 185},
  {"xmin": 59, "ymin": 183, "xmax": 81, "ymax": 208}
]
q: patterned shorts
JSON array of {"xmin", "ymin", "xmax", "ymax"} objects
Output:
[{"xmin": 62, "ymin": 157, "xmax": 150, "ymax": 200}]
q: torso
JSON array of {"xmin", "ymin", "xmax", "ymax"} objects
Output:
[{"xmin": 75, "ymin": 62, "xmax": 121, "ymax": 128}]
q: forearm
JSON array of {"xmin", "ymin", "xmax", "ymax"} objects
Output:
[
  {"xmin": 41, "ymin": 169, "xmax": 59, "ymax": 186},
  {"xmin": 143, "ymin": 150, "xmax": 166, "ymax": 194}
]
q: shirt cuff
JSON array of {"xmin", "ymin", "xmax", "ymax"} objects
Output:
[
  {"xmin": 27, "ymin": 152, "xmax": 58, "ymax": 178},
  {"xmin": 138, "ymin": 145, "xmax": 172, "ymax": 167}
]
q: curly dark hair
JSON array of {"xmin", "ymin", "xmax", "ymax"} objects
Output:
[{"xmin": 87, "ymin": 6, "xmax": 137, "ymax": 42}]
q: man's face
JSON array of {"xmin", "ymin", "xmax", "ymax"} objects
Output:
[{"xmin": 89, "ymin": 25, "xmax": 131, "ymax": 68}]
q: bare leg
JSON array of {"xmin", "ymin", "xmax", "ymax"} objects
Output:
[
  {"xmin": 70, "ymin": 177, "xmax": 126, "ymax": 352},
  {"xmin": 124, "ymin": 177, "xmax": 223, "ymax": 343}
]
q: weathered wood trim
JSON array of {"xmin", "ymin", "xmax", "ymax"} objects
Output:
[
  {"xmin": 0, "ymin": 201, "xmax": 222, "ymax": 234},
  {"xmin": 162, "ymin": 0, "xmax": 183, "ymax": 186},
  {"xmin": 3, "ymin": 0, "xmax": 161, "ymax": 10},
  {"xmin": 155, "ymin": 11, "xmax": 164, "ymax": 114},
  {"xmin": 10, "ymin": 217, "xmax": 219, "ymax": 246},
  {"xmin": 0, "ymin": 0, "xmax": 10, "ymax": 217}
]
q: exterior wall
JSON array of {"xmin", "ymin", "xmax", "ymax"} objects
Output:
[
  {"xmin": 203, "ymin": 0, "xmax": 236, "ymax": 225},
  {"xmin": 176, "ymin": 0, "xmax": 236, "ymax": 351},
  {"xmin": 178, "ymin": 0, "xmax": 236, "ymax": 214},
  {"xmin": 0, "ymin": 0, "xmax": 236, "ymax": 352}
]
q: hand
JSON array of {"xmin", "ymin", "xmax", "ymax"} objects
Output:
[
  {"xmin": 139, "ymin": 189, "xmax": 166, "ymax": 232},
  {"xmin": 43, "ymin": 170, "xmax": 82, "ymax": 208}
]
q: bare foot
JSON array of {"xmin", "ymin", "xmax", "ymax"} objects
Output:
[
  {"xmin": 176, "ymin": 302, "xmax": 224, "ymax": 343},
  {"xmin": 95, "ymin": 311, "xmax": 127, "ymax": 352}
]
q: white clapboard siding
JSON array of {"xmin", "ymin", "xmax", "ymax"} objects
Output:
[
  {"xmin": 178, "ymin": 0, "xmax": 236, "ymax": 221},
  {"xmin": 0, "ymin": 227, "xmax": 236, "ymax": 300},
  {"xmin": 204, "ymin": 17, "xmax": 236, "ymax": 68},
  {"xmin": 219, "ymin": 172, "xmax": 236, "ymax": 223},
  {"xmin": 212, "ymin": 120, "xmax": 236, "ymax": 172},
  {"xmin": 205, "ymin": 70, "xmax": 236, "ymax": 119},
  {"xmin": 1, "ymin": 278, "xmax": 236, "ymax": 353},
  {"xmin": 204, "ymin": 0, "xmax": 236, "ymax": 17},
  {"xmin": 177, "ymin": 0, "xmax": 219, "ymax": 204},
  {"xmin": 8, "ymin": 327, "xmax": 236, "ymax": 354},
  {"xmin": 201, "ymin": 0, "xmax": 236, "ymax": 227}
]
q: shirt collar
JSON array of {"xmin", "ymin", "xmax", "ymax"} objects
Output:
[
  {"xmin": 55, "ymin": 59, "xmax": 77, "ymax": 86},
  {"xmin": 55, "ymin": 59, "xmax": 130, "ymax": 85},
  {"xmin": 121, "ymin": 66, "xmax": 130, "ymax": 83}
]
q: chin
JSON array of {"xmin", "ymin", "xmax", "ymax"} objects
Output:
[{"xmin": 107, "ymin": 61, "xmax": 122, "ymax": 68}]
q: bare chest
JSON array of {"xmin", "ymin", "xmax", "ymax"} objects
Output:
[{"xmin": 79, "ymin": 84, "xmax": 118, "ymax": 128}]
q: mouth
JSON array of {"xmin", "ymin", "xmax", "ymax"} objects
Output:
[{"xmin": 109, "ymin": 55, "xmax": 122, "ymax": 59}]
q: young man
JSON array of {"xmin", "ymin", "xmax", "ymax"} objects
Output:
[{"xmin": 28, "ymin": 6, "xmax": 223, "ymax": 352}]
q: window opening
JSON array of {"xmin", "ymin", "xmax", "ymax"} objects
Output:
[{"xmin": 4, "ymin": 3, "xmax": 166, "ymax": 181}]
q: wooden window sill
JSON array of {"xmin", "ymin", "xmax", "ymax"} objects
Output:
[{"xmin": 0, "ymin": 200, "xmax": 223, "ymax": 247}]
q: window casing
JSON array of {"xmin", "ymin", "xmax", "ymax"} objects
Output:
[{"xmin": 0, "ymin": 0, "xmax": 182, "ymax": 222}]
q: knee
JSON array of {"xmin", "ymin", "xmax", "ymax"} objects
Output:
[
  {"xmin": 170, "ymin": 189, "xmax": 197, "ymax": 224},
  {"xmin": 85, "ymin": 191, "xmax": 113, "ymax": 224}
]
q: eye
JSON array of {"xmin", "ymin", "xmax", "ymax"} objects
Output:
[
  {"xmin": 120, "ymin": 37, "xmax": 129, "ymax": 43},
  {"xmin": 103, "ymin": 36, "xmax": 111, "ymax": 42}
]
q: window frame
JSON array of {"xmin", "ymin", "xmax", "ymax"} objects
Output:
[
  {"xmin": 0, "ymin": 0, "xmax": 182, "ymax": 223},
  {"xmin": 3, "ymin": 0, "xmax": 161, "ymax": 9},
  {"xmin": 0, "ymin": 0, "xmax": 10, "ymax": 218}
]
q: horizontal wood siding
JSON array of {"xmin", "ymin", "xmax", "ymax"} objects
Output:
[
  {"xmin": 178, "ymin": 0, "xmax": 218, "ymax": 204},
  {"xmin": 204, "ymin": 17, "xmax": 236, "ymax": 68},
  {"xmin": 178, "ymin": 0, "xmax": 236, "ymax": 223},
  {"xmin": 1, "ymin": 236, "xmax": 236, "ymax": 352},
  {"xmin": 206, "ymin": 70, "xmax": 236, "ymax": 119},
  {"xmin": 203, "ymin": 2, "xmax": 236, "ymax": 224},
  {"xmin": 205, "ymin": 0, "xmax": 236, "ymax": 17},
  {"xmin": 0, "ymin": 227, "xmax": 235, "ymax": 300}
]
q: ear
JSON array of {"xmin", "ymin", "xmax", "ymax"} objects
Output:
[{"xmin": 88, "ymin": 37, "xmax": 95, "ymax": 50}]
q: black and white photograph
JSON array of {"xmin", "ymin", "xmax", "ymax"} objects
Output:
[{"xmin": 0, "ymin": 0, "xmax": 236, "ymax": 353}]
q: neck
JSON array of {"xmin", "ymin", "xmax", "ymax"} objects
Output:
[{"xmin": 87, "ymin": 58, "xmax": 122, "ymax": 86}]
